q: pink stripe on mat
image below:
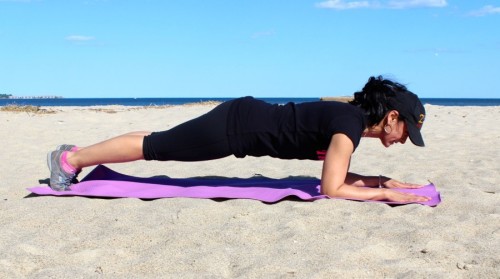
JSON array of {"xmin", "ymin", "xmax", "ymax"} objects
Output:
[{"xmin": 28, "ymin": 165, "xmax": 441, "ymax": 206}]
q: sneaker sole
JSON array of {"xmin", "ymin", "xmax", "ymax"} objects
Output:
[
  {"xmin": 47, "ymin": 151, "xmax": 58, "ymax": 188},
  {"xmin": 46, "ymin": 151, "xmax": 53, "ymax": 173}
]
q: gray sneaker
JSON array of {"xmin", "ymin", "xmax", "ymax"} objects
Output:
[
  {"xmin": 56, "ymin": 144, "xmax": 77, "ymax": 152},
  {"xmin": 47, "ymin": 150, "xmax": 77, "ymax": 191},
  {"xmin": 56, "ymin": 144, "xmax": 81, "ymax": 183}
]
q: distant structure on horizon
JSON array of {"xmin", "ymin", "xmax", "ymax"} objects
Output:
[
  {"xmin": 319, "ymin": 96, "xmax": 353, "ymax": 103},
  {"xmin": 0, "ymin": 94, "xmax": 63, "ymax": 99}
]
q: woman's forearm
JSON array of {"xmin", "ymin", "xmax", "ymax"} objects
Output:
[{"xmin": 321, "ymin": 182, "xmax": 387, "ymax": 201}]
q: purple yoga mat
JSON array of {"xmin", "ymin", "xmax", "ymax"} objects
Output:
[{"xmin": 29, "ymin": 165, "xmax": 441, "ymax": 206}]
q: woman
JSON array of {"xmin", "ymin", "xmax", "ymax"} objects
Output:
[{"xmin": 47, "ymin": 76, "xmax": 429, "ymax": 203}]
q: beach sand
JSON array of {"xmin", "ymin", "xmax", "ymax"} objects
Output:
[{"xmin": 0, "ymin": 104, "xmax": 498, "ymax": 278}]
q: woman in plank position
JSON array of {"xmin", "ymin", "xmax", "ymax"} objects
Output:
[{"xmin": 48, "ymin": 76, "xmax": 429, "ymax": 203}]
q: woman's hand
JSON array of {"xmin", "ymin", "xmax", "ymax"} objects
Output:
[
  {"xmin": 382, "ymin": 178, "xmax": 423, "ymax": 189},
  {"xmin": 383, "ymin": 189, "xmax": 431, "ymax": 203}
]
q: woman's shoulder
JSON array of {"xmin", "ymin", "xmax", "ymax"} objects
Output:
[{"xmin": 299, "ymin": 100, "xmax": 363, "ymax": 114}]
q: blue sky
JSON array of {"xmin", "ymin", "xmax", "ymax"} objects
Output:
[{"xmin": 1, "ymin": 0, "xmax": 499, "ymax": 98}]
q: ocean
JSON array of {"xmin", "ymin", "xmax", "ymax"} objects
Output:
[{"xmin": 0, "ymin": 97, "xmax": 499, "ymax": 107}]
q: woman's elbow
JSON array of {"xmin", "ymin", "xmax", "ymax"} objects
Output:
[{"xmin": 320, "ymin": 184, "xmax": 342, "ymax": 197}]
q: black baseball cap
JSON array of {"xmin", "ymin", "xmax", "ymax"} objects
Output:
[{"xmin": 387, "ymin": 91, "xmax": 426, "ymax": 147}]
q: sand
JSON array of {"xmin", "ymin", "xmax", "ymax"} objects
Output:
[{"xmin": 0, "ymin": 103, "xmax": 498, "ymax": 278}]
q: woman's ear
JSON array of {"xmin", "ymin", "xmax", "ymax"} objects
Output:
[{"xmin": 388, "ymin": 110, "xmax": 400, "ymax": 123}]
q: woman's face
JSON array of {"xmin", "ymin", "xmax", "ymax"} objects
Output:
[{"xmin": 381, "ymin": 120, "xmax": 409, "ymax": 147}]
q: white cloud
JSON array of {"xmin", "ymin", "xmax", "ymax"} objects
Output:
[
  {"xmin": 315, "ymin": 0, "xmax": 447, "ymax": 10},
  {"xmin": 468, "ymin": 5, "xmax": 500, "ymax": 17},
  {"xmin": 315, "ymin": 0, "xmax": 371, "ymax": 10},
  {"xmin": 387, "ymin": 0, "xmax": 447, "ymax": 9},
  {"xmin": 65, "ymin": 35, "xmax": 95, "ymax": 42}
]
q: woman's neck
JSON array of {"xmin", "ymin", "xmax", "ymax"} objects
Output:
[{"xmin": 363, "ymin": 124, "xmax": 383, "ymax": 138}]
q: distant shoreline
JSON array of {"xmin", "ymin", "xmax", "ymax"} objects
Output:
[
  {"xmin": 320, "ymin": 96, "xmax": 353, "ymax": 103},
  {"xmin": 1, "ymin": 96, "xmax": 63, "ymax": 99},
  {"xmin": 0, "ymin": 97, "xmax": 499, "ymax": 107}
]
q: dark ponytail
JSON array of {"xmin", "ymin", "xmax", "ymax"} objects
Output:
[{"xmin": 349, "ymin": 76, "xmax": 408, "ymax": 126}]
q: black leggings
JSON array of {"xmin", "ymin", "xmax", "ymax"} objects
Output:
[{"xmin": 142, "ymin": 100, "xmax": 233, "ymax": 161}]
